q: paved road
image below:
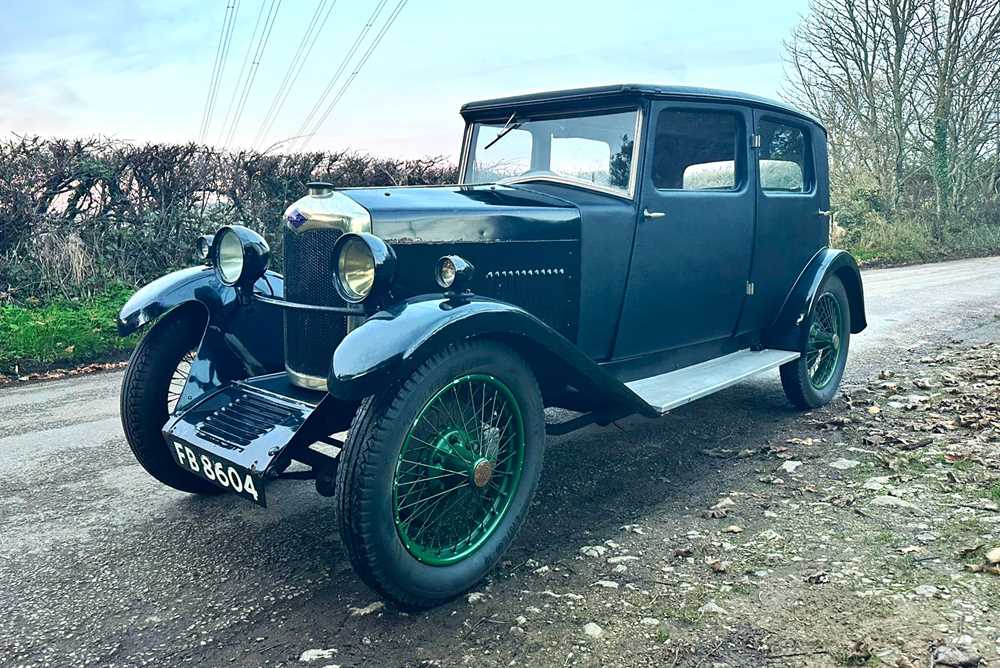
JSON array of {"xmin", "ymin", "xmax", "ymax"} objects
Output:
[{"xmin": 1, "ymin": 256, "xmax": 999, "ymax": 667}]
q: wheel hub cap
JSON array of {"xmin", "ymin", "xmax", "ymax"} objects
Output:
[{"xmin": 472, "ymin": 458, "xmax": 494, "ymax": 488}]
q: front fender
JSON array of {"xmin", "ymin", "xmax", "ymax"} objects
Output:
[
  {"xmin": 118, "ymin": 267, "xmax": 286, "ymax": 412},
  {"xmin": 117, "ymin": 266, "xmax": 283, "ymax": 336},
  {"xmin": 327, "ymin": 295, "xmax": 652, "ymax": 415},
  {"xmin": 764, "ymin": 248, "xmax": 867, "ymax": 351}
]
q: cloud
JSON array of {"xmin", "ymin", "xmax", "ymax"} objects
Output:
[
  {"xmin": 0, "ymin": 0, "xmax": 214, "ymax": 140},
  {"xmin": 0, "ymin": 0, "xmax": 210, "ymax": 73}
]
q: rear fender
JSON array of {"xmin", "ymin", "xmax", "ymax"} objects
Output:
[
  {"xmin": 327, "ymin": 295, "xmax": 653, "ymax": 415},
  {"xmin": 764, "ymin": 248, "xmax": 867, "ymax": 351},
  {"xmin": 118, "ymin": 267, "xmax": 286, "ymax": 412}
]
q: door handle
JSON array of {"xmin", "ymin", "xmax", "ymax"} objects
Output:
[{"xmin": 643, "ymin": 209, "xmax": 666, "ymax": 220}]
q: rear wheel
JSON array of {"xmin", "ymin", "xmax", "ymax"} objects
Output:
[
  {"xmin": 120, "ymin": 310, "xmax": 222, "ymax": 495},
  {"xmin": 336, "ymin": 340, "xmax": 545, "ymax": 609},
  {"xmin": 780, "ymin": 275, "xmax": 851, "ymax": 409}
]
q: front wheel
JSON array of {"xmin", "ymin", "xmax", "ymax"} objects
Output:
[
  {"xmin": 780, "ymin": 274, "xmax": 851, "ymax": 409},
  {"xmin": 120, "ymin": 310, "xmax": 222, "ymax": 495},
  {"xmin": 336, "ymin": 340, "xmax": 545, "ymax": 609}
]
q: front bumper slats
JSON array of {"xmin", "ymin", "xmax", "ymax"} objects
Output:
[{"xmin": 196, "ymin": 391, "xmax": 300, "ymax": 449}]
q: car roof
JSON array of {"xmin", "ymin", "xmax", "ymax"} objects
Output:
[{"xmin": 460, "ymin": 83, "xmax": 824, "ymax": 131}]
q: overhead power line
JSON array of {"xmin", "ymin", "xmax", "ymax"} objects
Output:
[
  {"xmin": 291, "ymin": 0, "xmax": 390, "ymax": 150},
  {"xmin": 300, "ymin": 0, "xmax": 408, "ymax": 150},
  {"xmin": 218, "ymin": 0, "xmax": 283, "ymax": 148},
  {"xmin": 197, "ymin": 0, "xmax": 240, "ymax": 142},
  {"xmin": 216, "ymin": 0, "xmax": 268, "ymax": 145},
  {"xmin": 252, "ymin": 0, "xmax": 338, "ymax": 149},
  {"xmin": 223, "ymin": 0, "xmax": 282, "ymax": 148}
]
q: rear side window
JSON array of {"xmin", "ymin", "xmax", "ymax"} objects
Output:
[
  {"xmin": 652, "ymin": 110, "xmax": 743, "ymax": 191},
  {"xmin": 758, "ymin": 120, "xmax": 810, "ymax": 192}
]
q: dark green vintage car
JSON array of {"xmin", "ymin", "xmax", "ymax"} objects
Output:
[{"xmin": 118, "ymin": 84, "xmax": 866, "ymax": 608}]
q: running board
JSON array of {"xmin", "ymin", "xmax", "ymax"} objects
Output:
[{"xmin": 625, "ymin": 349, "xmax": 800, "ymax": 415}]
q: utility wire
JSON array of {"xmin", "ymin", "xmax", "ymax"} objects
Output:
[
  {"xmin": 252, "ymin": 0, "xmax": 338, "ymax": 149},
  {"xmin": 300, "ymin": 0, "xmax": 408, "ymax": 150},
  {"xmin": 216, "ymin": 0, "xmax": 268, "ymax": 146},
  {"xmin": 196, "ymin": 1, "xmax": 230, "ymax": 140},
  {"xmin": 210, "ymin": 0, "xmax": 242, "ymax": 137},
  {"xmin": 292, "ymin": 0, "xmax": 390, "ymax": 151},
  {"xmin": 223, "ymin": 0, "xmax": 282, "ymax": 148},
  {"xmin": 251, "ymin": 0, "xmax": 327, "ymax": 147},
  {"xmin": 197, "ymin": 0, "xmax": 240, "ymax": 142}
]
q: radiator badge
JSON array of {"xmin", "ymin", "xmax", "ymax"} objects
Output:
[{"xmin": 286, "ymin": 208, "xmax": 307, "ymax": 230}]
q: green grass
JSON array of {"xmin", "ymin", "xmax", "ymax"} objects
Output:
[
  {"xmin": 0, "ymin": 284, "xmax": 137, "ymax": 375},
  {"xmin": 659, "ymin": 586, "xmax": 709, "ymax": 626},
  {"xmin": 990, "ymin": 484, "xmax": 1000, "ymax": 503}
]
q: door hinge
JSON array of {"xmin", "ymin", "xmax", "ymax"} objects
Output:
[
  {"xmin": 751, "ymin": 134, "xmax": 761, "ymax": 149},
  {"xmin": 746, "ymin": 281, "xmax": 755, "ymax": 296}
]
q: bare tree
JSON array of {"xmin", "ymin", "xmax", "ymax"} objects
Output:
[{"xmin": 785, "ymin": 0, "xmax": 1000, "ymax": 239}]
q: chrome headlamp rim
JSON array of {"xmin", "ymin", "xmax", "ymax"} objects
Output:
[
  {"xmin": 435, "ymin": 255, "xmax": 475, "ymax": 291},
  {"xmin": 210, "ymin": 225, "xmax": 270, "ymax": 288},
  {"xmin": 332, "ymin": 232, "xmax": 396, "ymax": 304},
  {"xmin": 196, "ymin": 234, "xmax": 215, "ymax": 263},
  {"xmin": 213, "ymin": 228, "xmax": 244, "ymax": 286},
  {"xmin": 435, "ymin": 257, "xmax": 457, "ymax": 288},
  {"xmin": 335, "ymin": 236, "xmax": 375, "ymax": 303}
]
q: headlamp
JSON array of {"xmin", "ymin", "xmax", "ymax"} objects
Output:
[
  {"xmin": 435, "ymin": 255, "xmax": 475, "ymax": 291},
  {"xmin": 333, "ymin": 233, "xmax": 396, "ymax": 303},
  {"xmin": 210, "ymin": 225, "xmax": 270, "ymax": 288},
  {"xmin": 195, "ymin": 234, "xmax": 214, "ymax": 262}
]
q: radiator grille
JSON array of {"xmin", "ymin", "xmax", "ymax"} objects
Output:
[
  {"xmin": 282, "ymin": 228, "xmax": 347, "ymax": 382},
  {"xmin": 196, "ymin": 392, "xmax": 298, "ymax": 450}
]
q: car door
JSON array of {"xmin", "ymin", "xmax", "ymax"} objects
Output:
[
  {"xmin": 737, "ymin": 112, "xmax": 828, "ymax": 334},
  {"xmin": 612, "ymin": 101, "xmax": 755, "ymax": 362}
]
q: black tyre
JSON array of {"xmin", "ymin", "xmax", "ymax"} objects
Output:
[
  {"xmin": 120, "ymin": 310, "xmax": 222, "ymax": 495},
  {"xmin": 780, "ymin": 274, "xmax": 851, "ymax": 409},
  {"xmin": 336, "ymin": 340, "xmax": 545, "ymax": 609}
]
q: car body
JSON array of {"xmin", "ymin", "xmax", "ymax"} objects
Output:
[{"xmin": 118, "ymin": 84, "xmax": 866, "ymax": 607}]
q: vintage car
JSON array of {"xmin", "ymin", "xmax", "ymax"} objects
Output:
[{"xmin": 118, "ymin": 84, "xmax": 866, "ymax": 608}]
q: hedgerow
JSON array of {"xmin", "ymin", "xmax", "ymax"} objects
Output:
[{"xmin": 0, "ymin": 136, "xmax": 457, "ymax": 304}]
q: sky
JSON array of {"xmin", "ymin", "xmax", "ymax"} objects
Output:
[{"xmin": 0, "ymin": 0, "xmax": 811, "ymax": 160}]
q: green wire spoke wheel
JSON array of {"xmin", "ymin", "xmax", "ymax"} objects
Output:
[
  {"xmin": 336, "ymin": 340, "xmax": 545, "ymax": 609},
  {"xmin": 805, "ymin": 292, "xmax": 844, "ymax": 390},
  {"xmin": 393, "ymin": 374, "xmax": 526, "ymax": 566},
  {"xmin": 780, "ymin": 275, "xmax": 852, "ymax": 409}
]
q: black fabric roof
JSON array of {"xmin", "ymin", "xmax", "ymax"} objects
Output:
[{"xmin": 460, "ymin": 84, "xmax": 823, "ymax": 130}]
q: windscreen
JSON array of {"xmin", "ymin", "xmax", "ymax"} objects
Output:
[{"xmin": 464, "ymin": 109, "xmax": 639, "ymax": 196}]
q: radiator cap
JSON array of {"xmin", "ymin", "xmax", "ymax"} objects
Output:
[{"xmin": 306, "ymin": 181, "xmax": 335, "ymax": 197}]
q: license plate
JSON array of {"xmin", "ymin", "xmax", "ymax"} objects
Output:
[{"xmin": 168, "ymin": 440, "xmax": 266, "ymax": 506}]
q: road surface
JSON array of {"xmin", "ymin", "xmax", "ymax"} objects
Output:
[{"xmin": 1, "ymin": 256, "xmax": 998, "ymax": 667}]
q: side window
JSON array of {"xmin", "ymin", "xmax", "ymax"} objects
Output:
[
  {"xmin": 652, "ymin": 109, "xmax": 743, "ymax": 191},
  {"xmin": 758, "ymin": 120, "xmax": 810, "ymax": 192}
]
